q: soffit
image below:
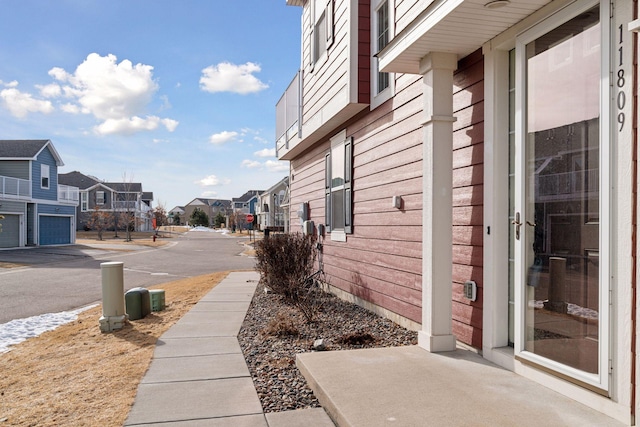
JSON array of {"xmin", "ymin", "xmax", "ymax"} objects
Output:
[{"xmin": 379, "ymin": 0, "xmax": 554, "ymax": 74}]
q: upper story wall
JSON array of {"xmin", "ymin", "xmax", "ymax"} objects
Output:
[
  {"xmin": 280, "ymin": 0, "xmax": 370, "ymax": 160},
  {"xmin": 395, "ymin": 0, "xmax": 435, "ymax": 33},
  {"xmin": 32, "ymin": 146, "xmax": 58, "ymax": 201},
  {"xmin": 0, "ymin": 160, "xmax": 29, "ymax": 180}
]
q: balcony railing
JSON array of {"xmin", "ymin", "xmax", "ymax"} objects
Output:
[
  {"xmin": 58, "ymin": 184, "xmax": 79, "ymax": 204},
  {"xmin": 275, "ymin": 70, "xmax": 301, "ymax": 158},
  {"xmin": 536, "ymin": 169, "xmax": 599, "ymax": 199},
  {"xmin": 0, "ymin": 175, "xmax": 31, "ymax": 200}
]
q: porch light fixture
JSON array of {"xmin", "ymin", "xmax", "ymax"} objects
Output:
[{"xmin": 484, "ymin": 0, "xmax": 509, "ymax": 9}]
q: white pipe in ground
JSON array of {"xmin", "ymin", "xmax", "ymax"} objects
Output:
[{"xmin": 99, "ymin": 261, "xmax": 127, "ymax": 332}]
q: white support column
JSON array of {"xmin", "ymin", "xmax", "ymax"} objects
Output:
[{"xmin": 419, "ymin": 52, "xmax": 458, "ymax": 352}]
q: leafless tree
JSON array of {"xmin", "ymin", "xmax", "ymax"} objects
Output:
[{"xmin": 87, "ymin": 206, "xmax": 112, "ymax": 241}]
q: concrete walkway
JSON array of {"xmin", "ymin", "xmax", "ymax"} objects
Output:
[
  {"xmin": 125, "ymin": 270, "xmax": 627, "ymax": 427},
  {"xmin": 124, "ymin": 271, "xmax": 335, "ymax": 426}
]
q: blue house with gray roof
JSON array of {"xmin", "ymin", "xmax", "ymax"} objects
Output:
[{"xmin": 0, "ymin": 140, "xmax": 79, "ymax": 248}]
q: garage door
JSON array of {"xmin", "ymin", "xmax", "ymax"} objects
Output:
[
  {"xmin": 39, "ymin": 216, "xmax": 71, "ymax": 245},
  {"xmin": 0, "ymin": 214, "xmax": 20, "ymax": 248}
]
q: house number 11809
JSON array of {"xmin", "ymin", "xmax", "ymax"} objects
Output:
[{"xmin": 617, "ymin": 24, "xmax": 626, "ymax": 132}]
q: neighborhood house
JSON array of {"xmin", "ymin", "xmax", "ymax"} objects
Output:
[
  {"xmin": 277, "ymin": 0, "xmax": 640, "ymax": 424},
  {"xmin": 58, "ymin": 171, "xmax": 154, "ymax": 232},
  {"xmin": 0, "ymin": 140, "xmax": 78, "ymax": 248}
]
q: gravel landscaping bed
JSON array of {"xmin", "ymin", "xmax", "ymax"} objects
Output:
[{"xmin": 237, "ymin": 282, "xmax": 418, "ymax": 413}]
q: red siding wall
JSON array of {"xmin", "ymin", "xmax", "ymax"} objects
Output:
[
  {"xmin": 290, "ymin": 73, "xmax": 424, "ymax": 325},
  {"xmin": 289, "ymin": 48, "xmax": 484, "ymax": 341},
  {"xmin": 357, "ymin": 0, "xmax": 370, "ymax": 103},
  {"xmin": 452, "ymin": 49, "xmax": 484, "ymax": 349}
]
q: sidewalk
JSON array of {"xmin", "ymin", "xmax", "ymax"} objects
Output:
[
  {"xmin": 124, "ymin": 271, "xmax": 335, "ymax": 426},
  {"xmin": 125, "ymin": 271, "xmax": 627, "ymax": 427}
]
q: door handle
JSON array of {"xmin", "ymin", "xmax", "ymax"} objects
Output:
[{"xmin": 512, "ymin": 212, "xmax": 522, "ymax": 240}]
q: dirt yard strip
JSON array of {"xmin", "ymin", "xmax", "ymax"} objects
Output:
[{"xmin": 0, "ymin": 271, "xmax": 232, "ymax": 427}]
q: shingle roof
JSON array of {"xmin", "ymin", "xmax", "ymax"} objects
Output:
[
  {"xmin": 0, "ymin": 140, "xmax": 50, "ymax": 158},
  {"xmin": 232, "ymin": 190, "xmax": 263, "ymax": 203},
  {"xmin": 103, "ymin": 182, "xmax": 143, "ymax": 193},
  {"xmin": 141, "ymin": 192, "xmax": 153, "ymax": 201},
  {"xmin": 0, "ymin": 139, "xmax": 64, "ymax": 166},
  {"xmin": 58, "ymin": 171, "xmax": 100, "ymax": 190}
]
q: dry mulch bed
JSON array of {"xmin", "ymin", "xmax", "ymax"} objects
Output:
[{"xmin": 237, "ymin": 283, "xmax": 418, "ymax": 413}]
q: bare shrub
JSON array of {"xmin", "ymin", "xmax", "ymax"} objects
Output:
[
  {"xmin": 262, "ymin": 311, "xmax": 300, "ymax": 337},
  {"xmin": 255, "ymin": 232, "xmax": 316, "ymax": 299},
  {"xmin": 255, "ymin": 232, "xmax": 325, "ymax": 322}
]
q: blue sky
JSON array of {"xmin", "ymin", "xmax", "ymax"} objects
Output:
[{"xmin": 0, "ymin": 0, "xmax": 301, "ymax": 210}]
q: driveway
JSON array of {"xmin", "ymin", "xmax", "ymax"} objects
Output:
[{"xmin": 0, "ymin": 231, "xmax": 256, "ymax": 324}]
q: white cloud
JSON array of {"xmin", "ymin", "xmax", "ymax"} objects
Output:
[
  {"xmin": 200, "ymin": 62, "xmax": 268, "ymax": 95},
  {"xmin": 61, "ymin": 103, "xmax": 80, "ymax": 114},
  {"xmin": 254, "ymin": 136, "xmax": 269, "ymax": 144},
  {"xmin": 93, "ymin": 116, "xmax": 178, "ymax": 135},
  {"xmin": 196, "ymin": 175, "xmax": 221, "ymax": 187},
  {"xmin": 37, "ymin": 83, "xmax": 62, "ymax": 98},
  {"xmin": 241, "ymin": 159, "xmax": 261, "ymax": 169},
  {"xmin": 209, "ymin": 131, "xmax": 238, "ymax": 145},
  {"xmin": 254, "ymin": 148, "xmax": 275, "ymax": 158},
  {"xmin": 0, "ymin": 86, "xmax": 54, "ymax": 118},
  {"xmin": 265, "ymin": 160, "xmax": 289, "ymax": 173},
  {"xmin": 48, "ymin": 53, "xmax": 178, "ymax": 135}
]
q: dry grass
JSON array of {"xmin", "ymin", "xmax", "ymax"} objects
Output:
[
  {"xmin": 75, "ymin": 231, "xmax": 171, "ymax": 248},
  {"xmin": 0, "ymin": 271, "xmax": 231, "ymax": 427}
]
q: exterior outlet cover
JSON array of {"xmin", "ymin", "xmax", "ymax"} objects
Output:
[
  {"xmin": 392, "ymin": 196, "xmax": 402, "ymax": 209},
  {"xmin": 303, "ymin": 220, "xmax": 315, "ymax": 236},
  {"xmin": 463, "ymin": 280, "xmax": 477, "ymax": 302}
]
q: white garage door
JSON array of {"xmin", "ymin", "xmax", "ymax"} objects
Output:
[{"xmin": 0, "ymin": 214, "xmax": 20, "ymax": 248}]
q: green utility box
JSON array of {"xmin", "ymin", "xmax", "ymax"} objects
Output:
[
  {"xmin": 149, "ymin": 289, "xmax": 166, "ymax": 312},
  {"xmin": 125, "ymin": 287, "xmax": 151, "ymax": 320}
]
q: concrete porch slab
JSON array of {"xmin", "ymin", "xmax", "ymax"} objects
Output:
[{"xmin": 297, "ymin": 346, "xmax": 625, "ymax": 427}]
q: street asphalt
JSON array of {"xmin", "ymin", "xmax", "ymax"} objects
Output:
[{"xmin": 0, "ymin": 230, "xmax": 255, "ymax": 324}]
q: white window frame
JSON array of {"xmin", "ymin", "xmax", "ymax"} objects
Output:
[
  {"xmin": 81, "ymin": 192, "xmax": 88, "ymax": 212},
  {"xmin": 371, "ymin": 0, "xmax": 394, "ymax": 109},
  {"xmin": 310, "ymin": 0, "xmax": 334, "ymax": 71},
  {"xmin": 325, "ymin": 130, "xmax": 352, "ymax": 242},
  {"xmin": 40, "ymin": 164, "xmax": 50, "ymax": 189},
  {"xmin": 96, "ymin": 191, "xmax": 105, "ymax": 205}
]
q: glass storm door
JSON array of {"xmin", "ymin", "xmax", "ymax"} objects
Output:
[{"xmin": 513, "ymin": 2, "xmax": 608, "ymax": 390}]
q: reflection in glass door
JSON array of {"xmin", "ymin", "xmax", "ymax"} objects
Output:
[{"xmin": 513, "ymin": 4, "xmax": 604, "ymax": 383}]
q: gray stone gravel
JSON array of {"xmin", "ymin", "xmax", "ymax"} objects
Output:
[{"xmin": 237, "ymin": 283, "xmax": 418, "ymax": 413}]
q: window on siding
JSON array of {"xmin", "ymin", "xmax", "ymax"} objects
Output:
[
  {"xmin": 311, "ymin": 0, "xmax": 334, "ymax": 69},
  {"xmin": 41, "ymin": 164, "xmax": 50, "ymax": 189},
  {"xmin": 325, "ymin": 130, "xmax": 352, "ymax": 241},
  {"xmin": 371, "ymin": 0, "xmax": 394, "ymax": 108},
  {"xmin": 376, "ymin": 2, "xmax": 389, "ymax": 92},
  {"xmin": 81, "ymin": 192, "xmax": 88, "ymax": 212},
  {"xmin": 96, "ymin": 191, "xmax": 105, "ymax": 205}
]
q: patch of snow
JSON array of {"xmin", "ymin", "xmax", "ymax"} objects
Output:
[
  {"xmin": 0, "ymin": 304, "xmax": 98, "ymax": 354},
  {"xmin": 187, "ymin": 226, "xmax": 229, "ymax": 234},
  {"xmin": 189, "ymin": 226, "xmax": 215, "ymax": 232}
]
